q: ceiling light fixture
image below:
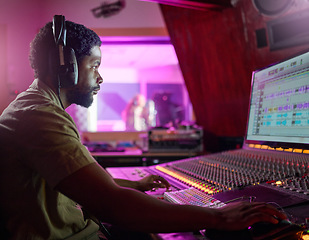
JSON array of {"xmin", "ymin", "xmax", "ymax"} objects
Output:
[{"xmin": 91, "ymin": 0, "xmax": 126, "ymax": 18}]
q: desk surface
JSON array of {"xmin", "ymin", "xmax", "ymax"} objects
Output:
[
  {"xmin": 91, "ymin": 149, "xmax": 200, "ymax": 168},
  {"xmin": 90, "ymin": 149, "xmax": 199, "ymax": 158}
]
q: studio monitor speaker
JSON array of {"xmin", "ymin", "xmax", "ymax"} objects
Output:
[
  {"xmin": 267, "ymin": 10, "xmax": 309, "ymax": 50},
  {"xmin": 252, "ymin": 0, "xmax": 293, "ymax": 16}
]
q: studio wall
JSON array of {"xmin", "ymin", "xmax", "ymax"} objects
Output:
[
  {"xmin": 160, "ymin": 0, "xmax": 309, "ymax": 152},
  {"xmin": 0, "ymin": 24, "xmax": 9, "ymax": 112}
]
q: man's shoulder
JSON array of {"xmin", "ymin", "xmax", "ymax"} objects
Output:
[
  {"xmin": 8, "ymin": 93, "xmax": 65, "ymax": 122},
  {"xmin": 1, "ymin": 90, "xmax": 74, "ymax": 135}
]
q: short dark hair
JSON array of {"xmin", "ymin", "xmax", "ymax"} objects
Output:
[{"xmin": 29, "ymin": 20, "xmax": 102, "ymax": 79}]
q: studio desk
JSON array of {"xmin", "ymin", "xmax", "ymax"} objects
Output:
[
  {"xmin": 83, "ymin": 130, "xmax": 203, "ymax": 168},
  {"xmin": 104, "ymin": 148, "xmax": 309, "ymax": 240},
  {"xmin": 83, "ymin": 132, "xmax": 309, "ymax": 239},
  {"xmin": 90, "ymin": 148, "xmax": 200, "ymax": 168}
]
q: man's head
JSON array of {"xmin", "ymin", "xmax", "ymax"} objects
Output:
[
  {"xmin": 29, "ymin": 19, "xmax": 103, "ymax": 108},
  {"xmin": 29, "ymin": 20, "xmax": 102, "ymax": 81}
]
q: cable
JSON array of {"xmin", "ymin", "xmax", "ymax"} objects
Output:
[
  {"xmin": 57, "ymin": 78, "xmax": 65, "ymax": 110},
  {"xmin": 266, "ymin": 201, "xmax": 294, "ymax": 222},
  {"xmin": 223, "ymin": 195, "xmax": 257, "ymax": 204}
]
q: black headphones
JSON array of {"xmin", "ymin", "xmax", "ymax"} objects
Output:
[{"xmin": 51, "ymin": 15, "xmax": 78, "ymax": 88}]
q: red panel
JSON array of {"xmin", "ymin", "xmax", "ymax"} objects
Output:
[
  {"xmin": 160, "ymin": 1, "xmax": 309, "ymax": 151},
  {"xmin": 160, "ymin": 5, "xmax": 251, "ymax": 151}
]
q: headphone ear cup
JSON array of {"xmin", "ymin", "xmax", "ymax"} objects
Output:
[
  {"xmin": 58, "ymin": 46, "xmax": 78, "ymax": 88},
  {"xmin": 48, "ymin": 46, "xmax": 59, "ymax": 79}
]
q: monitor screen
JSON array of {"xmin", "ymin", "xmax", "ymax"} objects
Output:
[{"xmin": 245, "ymin": 51, "xmax": 309, "ymax": 149}]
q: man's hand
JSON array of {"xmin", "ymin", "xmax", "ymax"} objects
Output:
[
  {"xmin": 136, "ymin": 175, "xmax": 170, "ymax": 192},
  {"xmin": 113, "ymin": 174, "xmax": 170, "ymax": 192}
]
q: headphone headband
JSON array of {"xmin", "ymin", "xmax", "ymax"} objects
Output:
[{"xmin": 51, "ymin": 15, "xmax": 78, "ymax": 88}]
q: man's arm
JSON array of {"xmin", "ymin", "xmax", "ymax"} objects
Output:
[{"xmin": 56, "ymin": 162, "xmax": 286, "ymax": 233}]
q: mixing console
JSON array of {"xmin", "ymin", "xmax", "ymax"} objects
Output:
[
  {"xmin": 158, "ymin": 149, "xmax": 309, "ymax": 195},
  {"xmin": 106, "ymin": 148, "xmax": 309, "ymax": 239}
]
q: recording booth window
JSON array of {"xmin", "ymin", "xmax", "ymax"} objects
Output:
[{"xmin": 80, "ymin": 37, "xmax": 194, "ymax": 133}]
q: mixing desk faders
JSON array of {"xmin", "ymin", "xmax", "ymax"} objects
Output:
[{"xmin": 106, "ymin": 149, "xmax": 309, "ymax": 239}]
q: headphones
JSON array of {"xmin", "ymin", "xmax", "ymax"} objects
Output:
[{"xmin": 51, "ymin": 15, "xmax": 78, "ymax": 88}]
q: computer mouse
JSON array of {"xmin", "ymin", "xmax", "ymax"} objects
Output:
[
  {"xmin": 249, "ymin": 219, "xmax": 303, "ymax": 240},
  {"xmin": 202, "ymin": 220, "xmax": 304, "ymax": 240}
]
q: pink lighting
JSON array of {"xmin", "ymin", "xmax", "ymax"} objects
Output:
[
  {"xmin": 100, "ymin": 68, "xmax": 137, "ymax": 83},
  {"xmin": 100, "ymin": 38, "xmax": 179, "ymax": 70},
  {"xmin": 86, "ymin": 36, "xmax": 192, "ymax": 132}
]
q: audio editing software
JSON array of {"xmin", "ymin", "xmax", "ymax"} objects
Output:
[
  {"xmin": 107, "ymin": 51, "xmax": 309, "ymax": 239},
  {"xmin": 246, "ymin": 51, "xmax": 309, "ymax": 145}
]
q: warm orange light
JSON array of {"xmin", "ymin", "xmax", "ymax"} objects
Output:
[
  {"xmin": 284, "ymin": 148, "xmax": 293, "ymax": 152},
  {"xmin": 275, "ymin": 181, "xmax": 282, "ymax": 185},
  {"xmin": 302, "ymin": 233, "xmax": 309, "ymax": 240},
  {"xmin": 293, "ymin": 149, "xmax": 302, "ymax": 153}
]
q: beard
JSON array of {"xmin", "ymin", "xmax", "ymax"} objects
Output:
[{"xmin": 67, "ymin": 86, "xmax": 96, "ymax": 108}]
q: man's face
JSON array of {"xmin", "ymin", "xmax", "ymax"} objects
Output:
[{"xmin": 67, "ymin": 45, "xmax": 103, "ymax": 108}]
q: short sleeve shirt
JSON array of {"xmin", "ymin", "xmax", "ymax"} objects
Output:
[{"xmin": 0, "ymin": 79, "xmax": 99, "ymax": 239}]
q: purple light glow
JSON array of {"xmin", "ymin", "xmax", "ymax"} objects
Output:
[
  {"xmin": 100, "ymin": 36, "xmax": 178, "ymax": 70},
  {"xmin": 86, "ymin": 36, "xmax": 192, "ymax": 132}
]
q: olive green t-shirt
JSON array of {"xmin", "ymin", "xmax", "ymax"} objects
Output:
[{"xmin": 0, "ymin": 79, "xmax": 99, "ymax": 239}]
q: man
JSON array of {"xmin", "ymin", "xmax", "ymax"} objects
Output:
[{"xmin": 0, "ymin": 18, "xmax": 286, "ymax": 239}]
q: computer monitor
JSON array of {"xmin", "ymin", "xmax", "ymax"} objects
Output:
[{"xmin": 245, "ymin": 51, "xmax": 309, "ymax": 150}]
